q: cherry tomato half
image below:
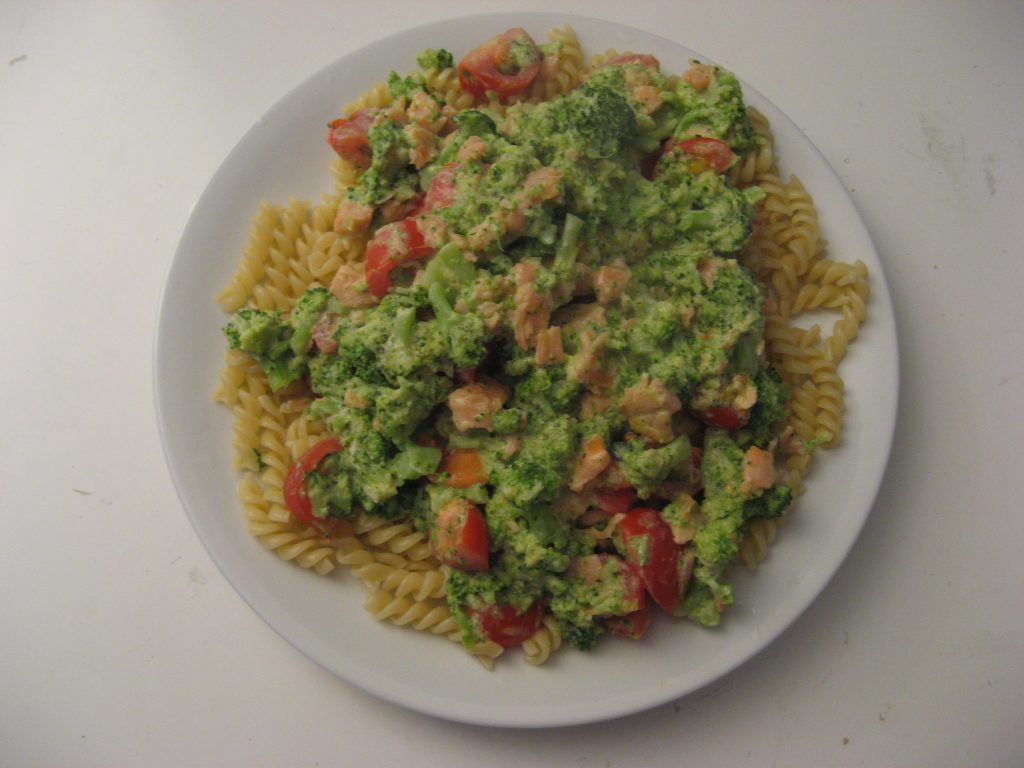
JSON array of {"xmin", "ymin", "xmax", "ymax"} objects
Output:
[
  {"xmin": 605, "ymin": 603, "xmax": 652, "ymax": 640},
  {"xmin": 327, "ymin": 108, "xmax": 377, "ymax": 168},
  {"xmin": 458, "ymin": 28, "xmax": 541, "ymax": 98},
  {"xmin": 434, "ymin": 498, "xmax": 489, "ymax": 571},
  {"xmin": 468, "ymin": 602, "xmax": 543, "ymax": 647},
  {"xmin": 594, "ymin": 488, "xmax": 638, "ymax": 517},
  {"xmin": 420, "ymin": 163, "xmax": 458, "ymax": 214},
  {"xmin": 364, "ymin": 217, "xmax": 434, "ymax": 298},
  {"xmin": 617, "ymin": 508, "xmax": 682, "ymax": 614},
  {"xmin": 283, "ymin": 437, "xmax": 344, "ymax": 533},
  {"xmin": 693, "ymin": 405, "xmax": 751, "ymax": 430}
]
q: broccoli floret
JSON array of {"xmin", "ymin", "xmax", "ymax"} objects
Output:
[
  {"xmin": 453, "ymin": 108, "xmax": 497, "ymax": 137},
  {"xmin": 287, "ymin": 286, "xmax": 333, "ymax": 355},
  {"xmin": 551, "ymin": 213, "xmax": 583, "ymax": 280},
  {"xmin": 692, "ymin": 430, "xmax": 746, "ymax": 566},
  {"xmin": 673, "ymin": 66, "xmax": 759, "ymax": 154},
  {"xmin": 616, "ymin": 435, "xmax": 692, "ymax": 498},
  {"xmin": 387, "ymin": 70, "xmax": 423, "ymax": 100},
  {"xmin": 558, "ymin": 82, "xmax": 638, "ymax": 159},
  {"xmin": 372, "ymin": 375, "xmax": 450, "ymax": 441},
  {"xmin": 512, "ymin": 364, "xmax": 581, "ymax": 419},
  {"xmin": 306, "ymin": 461, "xmax": 355, "ymax": 519},
  {"xmin": 553, "ymin": 613, "xmax": 602, "ymax": 651},
  {"xmin": 223, "ymin": 308, "xmax": 305, "ymax": 391},
  {"xmin": 426, "ymin": 281, "xmax": 488, "ymax": 369},
  {"xmin": 744, "ymin": 483, "xmax": 793, "ymax": 520},
  {"xmin": 690, "ymin": 186, "xmax": 763, "ymax": 255},
  {"xmin": 692, "ymin": 501, "xmax": 743, "ymax": 565},
  {"xmin": 347, "ymin": 118, "xmax": 416, "ymax": 206},
  {"xmin": 420, "ymin": 242, "xmax": 478, "ymax": 290},
  {"xmin": 679, "ymin": 579, "xmax": 732, "ymax": 627},
  {"xmin": 417, "ymin": 47, "xmax": 454, "ymax": 71},
  {"xmin": 695, "ymin": 259, "xmax": 763, "ymax": 336},
  {"xmin": 741, "ymin": 368, "xmax": 791, "ymax": 446},
  {"xmin": 631, "ymin": 240, "xmax": 708, "ymax": 293}
]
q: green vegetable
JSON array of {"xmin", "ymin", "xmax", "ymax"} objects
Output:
[{"xmin": 417, "ymin": 47, "xmax": 454, "ymax": 70}]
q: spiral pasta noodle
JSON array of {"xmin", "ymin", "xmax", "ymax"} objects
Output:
[
  {"xmin": 522, "ymin": 614, "xmax": 563, "ymax": 666},
  {"xmin": 733, "ymin": 107, "xmax": 870, "ymax": 568}
]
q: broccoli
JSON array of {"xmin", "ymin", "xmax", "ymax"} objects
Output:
[
  {"xmin": 452, "ymin": 108, "xmax": 497, "ymax": 137},
  {"xmin": 692, "ymin": 430, "xmax": 746, "ymax": 566},
  {"xmin": 417, "ymin": 47, "xmax": 454, "ymax": 71},
  {"xmin": 420, "ymin": 242, "xmax": 478, "ymax": 292},
  {"xmin": 673, "ymin": 66, "xmax": 760, "ymax": 154},
  {"xmin": 512, "ymin": 363, "xmax": 581, "ymax": 420},
  {"xmin": 686, "ymin": 186, "xmax": 764, "ymax": 255},
  {"xmin": 744, "ymin": 483, "xmax": 793, "ymax": 520},
  {"xmin": 347, "ymin": 118, "xmax": 417, "ymax": 206},
  {"xmin": 387, "ymin": 70, "xmax": 423, "ymax": 100},
  {"xmin": 679, "ymin": 579, "xmax": 733, "ymax": 627},
  {"xmin": 551, "ymin": 213, "xmax": 583, "ymax": 280},
  {"xmin": 371, "ymin": 375, "xmax": 450, "ymax": 441},
  {"xmin": 306, "ymin": 461, "xmax": 355, "ymax": 519},
  {"xmin": 616, "ymin": 435, "xmax": 693, "ymax": 498},
  {"xmin": 426, "ymin": 281, "xmax": 488, "ymax": 369},
  {"xmin": 555, "ymin": 617, "xmax": 602, "ymax": 651},
  {"xmin": 741, "ymin": 368, "xmax": 791, "ymax": 446},
  {"xmin": 556, "ymin": 81, "xmax": 638, "ymax": 159},
  {"xmin": 224, "ymin": 308, "xmax": 305, "ymax": 391},
  {"xmin": 287, "ymin": 286, "xmax": 333, "ymax": 355}
]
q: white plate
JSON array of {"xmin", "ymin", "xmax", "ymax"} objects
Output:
[{"xmin": 155, "ymin": 13, "xmax": 898, "ymax": 727}]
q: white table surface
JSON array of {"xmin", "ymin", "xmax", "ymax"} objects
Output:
[{"xmin": 2, "ymin": 1, "xmax": 1022, "ymax": 765}]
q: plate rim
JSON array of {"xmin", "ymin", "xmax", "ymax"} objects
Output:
[{"xmin": 154, "ymin": 11, "xmax": 899, "ymax": 728}]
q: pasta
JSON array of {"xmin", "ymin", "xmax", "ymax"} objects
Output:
[{"xmin": 215, "ymin": 25, "xmax": 869, "ymax": 662}]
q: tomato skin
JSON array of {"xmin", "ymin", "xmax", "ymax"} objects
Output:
[
  {"xmin": 364, "ymin": 218, "xmax": 434, "ymax": 297},
  {"xmin": 434, "ymin": 499, "xmax": 490, "ymax": 571},
  {"xmin": 421, "ymin": 163, "xmax": 458, "ymax": 213},
  {"xmin": 283, "ymin": 438, "xmax": 344, "ymax": 533},
  {"xmin": 468, "ymin": 602, "xmax": 542, "ymax": 647},
  {"xmin": 458, "ymin": 28, "xmax": 541, "ymax": 98},
  {"xmin": 594, "ymin": 488, "xmax": 638, "ymax": 517},
  {"xmin": 694, "ymin": 405, "xmax": 750, "ymax": 430},
  {"xmin": 326, "ymin": 109, "xmax": 376, "ymax": 167},
  {"xmin": 673, "ymin": 136, "xmax": 736, "ymax": 173},
  {"xmin": 617, "ymin": 508, "xmax": 682, "ymax": 614},
  {"xmin": 605, "ymin": 603, "xmax": 652, "ymax": 640}
]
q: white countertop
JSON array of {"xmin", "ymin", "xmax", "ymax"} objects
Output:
[{"xmin": 2, "ymin": 1, "xmax": 1022, "ymax": 765}]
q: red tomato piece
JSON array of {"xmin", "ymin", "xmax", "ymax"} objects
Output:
[
  {"xmin": 326, "ymin": 108, "xmax": 377, "ymax": 168},
  {"xmin": 364, "ymin": 217, "xmax": 434, "ymax": 297},
  {"xmin": 468, "ymin": 602, "xmax": 542, "ymax": 647},
  {"xmin": 605, "ymin": 603, "xmax": 652, "ymax": 640},
  {"xmin": 458, "ymin": 28, "xmax": 541, "ymax": 98},
  {"xmin": 594, "ymin": 488, "xmax": 638, "ymax": 517},
  {"xmin": 420, "ymin": 163, "xmax": 458, "ymax": 213},
  {"xmin": 694, "ymin": 405, "xmax": 751, "ymax": 430},
  {"xmin": 617, "ymin": 508, "xmax": 682, "ymax": 614},
  {"xmin": 673, "ymin": 136, "xmax": 736, "ymax": 173},
  {"xmin": 283, "ymin": 437, "xmax": 344, "ymax": 533},
  {"xmin": 434, "ymin": 499, "xmax": 489, "ymax": 571}
]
